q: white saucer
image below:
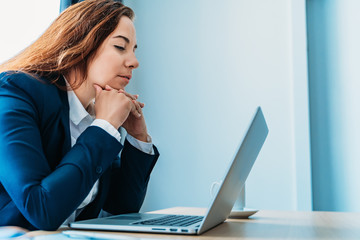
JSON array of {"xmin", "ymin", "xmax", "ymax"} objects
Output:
[{"xmin": 228, "ymin": 208, "xmax": 258, "ymax": 219}]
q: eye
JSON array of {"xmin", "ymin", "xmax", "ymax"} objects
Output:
[{"xmin": 114, "ymin": 45, "xmax": 125, "ymax": 51}]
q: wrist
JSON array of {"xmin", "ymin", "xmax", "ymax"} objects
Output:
[
  {"xmin": 96, "ymin": 118, "xmax": 121, "ymax": 130},
  {"xmin": 131, "ymin": 133, "xmax": 150, "ymax": 142}
]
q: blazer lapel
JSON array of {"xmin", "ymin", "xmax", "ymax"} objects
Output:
[{"xmin": 57, "ymin": 76, "xmax": 72, "ymax": 156}]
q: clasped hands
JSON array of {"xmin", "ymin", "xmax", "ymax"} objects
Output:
[{"xmin": 93, "ymin": 84, "xmax": 148, "ymax": 142}]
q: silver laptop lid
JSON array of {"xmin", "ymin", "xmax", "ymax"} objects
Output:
[{"xmin": 198, "ymin": 106, "xmax": 268, "ymax": 234}]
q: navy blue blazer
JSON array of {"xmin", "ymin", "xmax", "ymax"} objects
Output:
[{"xmin": 0, "ymin": 72, "xmax": 159, "ymax": 231}]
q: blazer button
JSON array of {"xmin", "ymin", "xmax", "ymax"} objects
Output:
[{"xmin": 96, "ymin": 166, "xmax": 103, "ymax": 174}]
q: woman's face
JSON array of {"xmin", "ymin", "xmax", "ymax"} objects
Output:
[{"xmin": 86, "ymin": 16, "xmax": 139, "ymax": 91}]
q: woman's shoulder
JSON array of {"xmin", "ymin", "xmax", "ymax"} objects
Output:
[
  {"xmin": 0, "ymin": 71, "xmax": 52, "ymax": 87},
  {"xmin": 0, "ymin": 71, "xmax": 62, "ymax": 96},
  {"xmin": 0, "ymin": 71, "xmax": 66, "ymax": 109}
]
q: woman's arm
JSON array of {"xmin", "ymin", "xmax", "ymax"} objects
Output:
[
  {"xmin": 0, "ymin": 75, "xmax": 122, "ymax": 230},
  {"xmin": 103, "ymin": 139, "xmax": 159, "ymax": 214}
]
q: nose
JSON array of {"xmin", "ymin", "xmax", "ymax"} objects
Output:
[{"xmin": 126, "ymin": 52, "xmax": 139, "ymax": 69}]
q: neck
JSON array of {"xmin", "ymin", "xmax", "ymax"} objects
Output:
[{"xmin": 65, "ymin": 71, "xmax": 94, "ymax": 109}]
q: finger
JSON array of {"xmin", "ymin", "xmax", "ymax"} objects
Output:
[
  {"xmin": 129, "ymin": 103, "xmax": 141, "ymax": 118},
  {"xmin": 119, "ymin": 89, "xmax": 137, "ymax": 100},
  {"xmin": 138, "ymin": 102, "xmax": 145, "ymax": 108},
  {"xmin": 132, "ymin": 100, "xmax": 141, "ymax": 117},
  {"xmin": 132, "ymin": 100, "xmax": 142, "ymax": 117},
  {"xmin": 93, "ymin": 84, "xmax": 103, "ymax": 98},
  {"xmin": 119, "ymin": 89, "xmax": 138, "ymax": 100},
  {"xmin": 125, "ymin": 98, "xmax": 139, "ymax": 117},
  {"xmin": 105, "ymin": 85, "xmax": 114, "ymax": 91}
]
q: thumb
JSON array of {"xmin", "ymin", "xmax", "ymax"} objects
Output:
[{"xmin": 93, "ymin": 84, "xmax": 102, "ymax": 98}]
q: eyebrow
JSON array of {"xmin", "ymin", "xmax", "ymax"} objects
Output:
[{"xmin": 113, "ymin": 35, "xmax": 137, "ymax": 49}]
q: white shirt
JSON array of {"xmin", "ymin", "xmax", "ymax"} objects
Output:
[{"xmin": 62, "ymin": 82, "xmax": 154, "ymax": 225}]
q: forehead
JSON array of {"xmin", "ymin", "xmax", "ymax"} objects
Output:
[{"xmin": 110, "ymin": 16, "xmax": 136, "ymax": 42}]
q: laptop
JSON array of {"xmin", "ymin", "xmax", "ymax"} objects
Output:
[{"xmin": 70, "ymin": 106, "xmax": 269, "ymax": 235}]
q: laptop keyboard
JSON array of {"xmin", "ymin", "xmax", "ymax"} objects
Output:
[{"xmin": 131, "ymin": 215, "xmax": 203, "ymax": 227}]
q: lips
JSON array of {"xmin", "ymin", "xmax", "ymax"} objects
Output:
[
  {"xmin": 118, "ymin": 74, "xmax": 132, "ymax": 81},
  {"xmin": 119, "ymin": 74, "xmax": 131, "ymax": 80}
]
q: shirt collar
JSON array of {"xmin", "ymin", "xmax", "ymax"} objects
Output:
[{"xmin": 64, "ymin": 77, "xmax": 93, "ymax": 125}]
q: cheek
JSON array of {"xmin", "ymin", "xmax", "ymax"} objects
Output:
[
  {"xmin": 98, "ymin": 52, "xmax": 121, "ymax": 72},
  {"xmin": 88, "ymin": 56, "xmax": 113, "ymax": 85}
]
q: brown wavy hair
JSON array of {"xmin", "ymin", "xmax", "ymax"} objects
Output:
[{"xmin": 0, "ymin": 0, "xmax": 134, "ymax": 89}]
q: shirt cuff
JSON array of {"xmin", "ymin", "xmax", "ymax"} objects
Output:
[
  {"xmin": 91, "ymin": 119, "xmax": 121, "ymax": 142},
  {"xmin": 126, "ymin": 134, "xmax": 155, "ymax": 155}
]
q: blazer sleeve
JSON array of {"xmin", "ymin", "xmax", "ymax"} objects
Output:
[
  {"xmin": 103, "ymin": 139, "xmax": 159, "ymax": 214},
  {"xmin": 0, "ymin": 74, "xmax": 122, "ymax": 230}
]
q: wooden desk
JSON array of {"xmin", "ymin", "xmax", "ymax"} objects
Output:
[{"xmin": 27, "ymin": 207, "xmax": 360, "ymax": 239}]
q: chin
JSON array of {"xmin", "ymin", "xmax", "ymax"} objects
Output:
[
  {"xmin": 120, "ymin": 83, "xmax": 128, "ymax": 90},
  {"xmin": 118, "ymin": 84, "xmax": 126, "ymax": 90},
  {"xmin": 108, "ymin": 83, "xmax": 125, "ymax": 90},
  {"xmin": 113, "ymin": 81, "xmax": 128, "ymax": 90}
]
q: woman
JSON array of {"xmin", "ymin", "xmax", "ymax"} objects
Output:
[{"xmin": 0, "ymin": 0, "xmax": 159, "ymax": 231}]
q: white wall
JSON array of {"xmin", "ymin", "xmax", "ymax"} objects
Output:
[
  {"xmin": 124, "ymin": 0, "xmax": 311, "ymax": 211},
  {"xmin": 0, "ymin": 1, "xmax": 59, "ymax": 64}
]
